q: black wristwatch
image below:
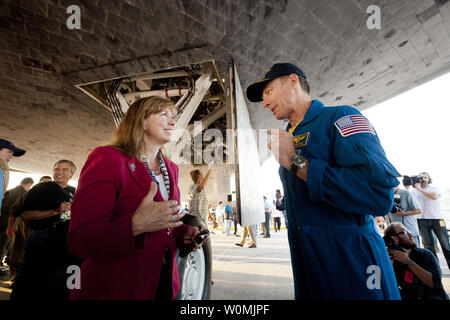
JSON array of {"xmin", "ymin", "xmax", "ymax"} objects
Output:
[{"xmin": 290, "ymin": 154, "xmax": 307, "ymax": 175}]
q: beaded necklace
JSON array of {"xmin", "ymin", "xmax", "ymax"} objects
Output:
[{"xmin": 142, "ymin": 151, "xmax": 171, "ymax": 196}]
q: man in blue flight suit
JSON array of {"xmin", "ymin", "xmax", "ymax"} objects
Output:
[{"xmin": 246, "ymin": 63, "xmax": 401, "ymax": 300}]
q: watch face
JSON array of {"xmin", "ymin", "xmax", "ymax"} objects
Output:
[{"xmin": 292, "ymin": 155, "xmax": 306, "ymax": 167}]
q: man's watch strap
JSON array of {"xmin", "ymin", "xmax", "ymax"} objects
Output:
[{"xmin": 290, "ymin": 154, "xmax": 307, "ymax": 175}]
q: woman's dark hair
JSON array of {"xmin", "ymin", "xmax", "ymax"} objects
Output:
[{"xmin": 189, "ymin": 169, "xmax": 201, "ymax": 183}]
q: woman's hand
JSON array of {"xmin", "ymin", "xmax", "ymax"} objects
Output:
[
  {"xmin": 183, "ymin": 226, "xmax": 203, "ymax": 252},
  {"xmin": 132, "ymin": 182, "xmax": 185, "ymax": 236}
]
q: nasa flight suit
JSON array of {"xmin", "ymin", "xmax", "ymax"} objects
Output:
[{"xmin": 280, "ymin": 99, "xmax": 401, "ymax": 300}]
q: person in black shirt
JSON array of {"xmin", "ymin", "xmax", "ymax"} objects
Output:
[
  {"xmin": 384, "ymin": 222, "xmax": 449, "ymax": 300},
  {"xmin": 10, "ymin": 160, "xmax": 80, "ymax": 300},
  {"xmin": 7, "ymin": 176, "xmax": 52, "ymax": 281},
  {"xmin": 0, "ymin": 177, "xmax": 34, "ymax": 278}
]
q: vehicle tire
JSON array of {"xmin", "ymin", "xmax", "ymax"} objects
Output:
[{"xmin": 175, "ymin": 215, "xmax": 212, "ymax": 300}]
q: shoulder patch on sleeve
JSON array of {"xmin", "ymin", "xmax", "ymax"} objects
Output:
[{"xmin": 334, "ymin": 114, "xmax": 375, "ymax": 137}]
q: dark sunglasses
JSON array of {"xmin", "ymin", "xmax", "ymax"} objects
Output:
[{"xmin": 394, "ymin": 230, "xmax": 409, "ymax": 237}]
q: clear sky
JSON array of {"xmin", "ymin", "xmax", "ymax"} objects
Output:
[{"xmin": 363, "ymin": 71, "xmax": 450, "ymax": 193}]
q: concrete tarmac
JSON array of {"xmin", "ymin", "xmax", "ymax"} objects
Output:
[
  {"xmin": 1, "ymin": 226, "xmax": 449, "ymax": 300},
  {"xmin": 209, "ymin": 226, "xmax": 450, "ymax": 300},
  {"xmin": 209, "ymin": 227, "xmax": 295, "ymax": 300}
]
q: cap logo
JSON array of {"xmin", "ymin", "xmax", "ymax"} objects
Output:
[{"xmin": 262, "ymin": 67, "xmax": 271, "ymax": 80}]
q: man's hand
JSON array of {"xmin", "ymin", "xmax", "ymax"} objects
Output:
[
  {"xmin": 268, "ymin": 129, "xmax": 310, "ymax": 181},
  {"xmin": 267, "ymin": 129, "xmax": 296, "ymax": 170},
  {"xmin": 394, "ymin": 208, "xmax": 407, "ymax": 217},
  {"xmin": 6, "ymin": 217, "xmax": 16, "ymax": 238},
  {"xmin": 6, "ymin": 226, "xmax": 14, "ymax": 238},
  {"xmin": 57, "ymin": 202, "xmax": 72, "ymax": 215},
  {"xmin": 132, "ymin": 182, "xmax": 185, "ymax": 236},
  {"xmin": 414, "ymin": 183, "xmax": 422, "ymax": 190},
  {"xmin": 390, "ymin": 249, "xmax": 410, "ymax": 264}
]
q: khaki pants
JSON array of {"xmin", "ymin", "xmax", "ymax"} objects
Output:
[{"xmin": 239, "ymin": 225, "xmax": 256, "ymax": 246}]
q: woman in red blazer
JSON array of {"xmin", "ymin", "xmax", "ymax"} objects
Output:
[{"xmin": 67, "ymin": 96, "xmax": 200, "ymax": 300}]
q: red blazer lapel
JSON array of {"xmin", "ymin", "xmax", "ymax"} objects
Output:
[
  {"xmin": 126, "ymin": 155, "xmax": 178, "ymax": 202},
  {"xmin": 126, "ymin": 158, "xmax": 162, "ymax": 198}
]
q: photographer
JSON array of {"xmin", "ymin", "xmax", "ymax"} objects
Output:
[
  {"xmin": 411, "ymin": 172, "xmax": 450, "ymax": 270},
  {"xmin": 275, "ymin": 189, "xmax": 287, "ymax": 229},
  {"xmin": 384, "ymin": 222, "xmax": 448, "ymax": 300},
  {"xmin": 387, "ymin": 187, "xmax": 422, "ymax": 245}
]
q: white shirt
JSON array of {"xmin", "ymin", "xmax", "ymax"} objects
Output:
[
  {"xmin": 264, "ymin": 200, "xmax": 271, "ymax": 213},
  {"xmin": 188, "ymin": 183, "xmax": 208, "ymax": 220},
  {"xmin": 412, "ymin": 185, "xmax": 442, "ymax": 219},
  {"xmin": 155, "ymin": 174, "xmax": 169, "ymax": 201},
  {"xmin": 215, "ymin": 205, "xmax": 224, "ymax": 217},
  {"xmin": 272, "ymin": 205, "xmax": 282, "ymax": 218}
]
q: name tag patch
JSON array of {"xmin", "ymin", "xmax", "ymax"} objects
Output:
[{"xmin": 335, "ymin": 115, "xmax": 375, "ymax": 137}]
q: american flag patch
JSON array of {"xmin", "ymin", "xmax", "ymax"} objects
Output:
[{"xmin": 334, "ymin": 115, "xmax": 375, "ymax": 137}]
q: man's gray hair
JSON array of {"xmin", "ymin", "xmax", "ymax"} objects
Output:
[{"xmin": 54, "ymin": 159, "xmax": 77, "ymax": 174}]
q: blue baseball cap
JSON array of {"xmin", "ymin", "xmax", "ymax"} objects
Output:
[
  {"xmin": 246, "ymin": 63, "xmax": 307, "ymax": 102},
  {"xmin": 0, "ymin": 139, "xmax": 26, "ymax": 156}
]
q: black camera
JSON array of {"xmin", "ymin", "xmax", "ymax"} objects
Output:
[
  {"xmin": 390, "ymin": 193, "xmax": 402, "ymax": 214},
  {"xmin": 383, "ymin": 235, "xmax": 404, "ymax": 252},
  {"xmin": 179, "ymin": 229, "xmax": 210, "ymax": 258},
  {"xmin": 402, "ymin": 175, "xmax": 422, "ymax": 188}
]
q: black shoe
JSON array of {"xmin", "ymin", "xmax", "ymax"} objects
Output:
[
  {"xmin": 235, "ymin": 243, "xmax": 243, "ymax": 247},
  {"xmin": 248, "ymin": 244, "xmax": 257, "ymax": 248},
  {"xmin": 263, "ymin": 235, "xmax": 270, "ymax": 238},
  {"xmin": 260, "ymin": 233, "xmax": 265, "ymax": 236}
]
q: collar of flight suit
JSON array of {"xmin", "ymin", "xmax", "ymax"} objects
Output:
[{"xmin": 287, "ymin": 99, "xmax": 324, "ymax": 133}]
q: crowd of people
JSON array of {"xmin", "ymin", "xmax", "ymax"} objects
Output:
[
  {"xmin": 1, "ymin": 138, "xmax": 83, "ymax": 298},
  {"xmin": 1, "ymin": 62, "xmax": 449, "ymax": 301}
]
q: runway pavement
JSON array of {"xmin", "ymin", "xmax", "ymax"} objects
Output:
[
  {"xmin": 209, "ymin": 225, "xmax": 450, "ymax": 300},
  {"xmin": 1, "ymin": 226, "xmax": 449, "ymax": 300},
  {"xmin": 209, "ymin": 227, "xmax": 295, "ymax": 300}
]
